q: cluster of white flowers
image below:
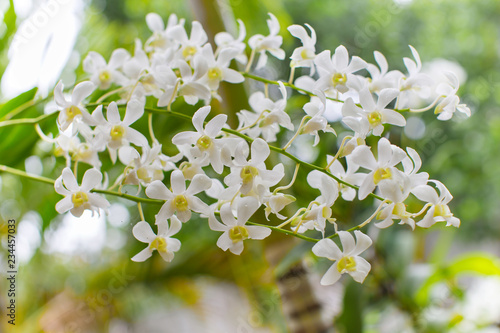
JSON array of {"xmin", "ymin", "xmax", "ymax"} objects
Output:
[{"xmin": 49, "ymin": 12, "xmax": 469, "ymax": 286}]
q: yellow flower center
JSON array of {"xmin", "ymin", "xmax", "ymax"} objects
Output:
[
  {"xmin": 322, "ymin": 206, "xmax": 332, "ymax": 218},
  {"xmin": 259, "ymin": 116, "xmax": 274, "ymax": 127},
  {"xmin": 434, "ymin": 104, "xmax": 443, "ymax": 115},
  {"xmin": 140, "ymin": 74, "xmax": 158, "ymax": 93},
  {"xmin": 149, "ymin": 237, "xmax": 167, "ymax": 253},
  {"xmin": 208, "ymin": 67, "xmax": 222, "ymax": 80},
  {"xmin": 71, "ymin": 191, "xmax": 89, "ymax": 207},
  {"xmin": 332, "ymin": 73, "xmax": 347, "ymax": 86},
  {"xmin": 73, "ymin": 144, "xmax": 92, "ymax": 161},
  {"xmin": 393, "ymin": 202, "xmax": 409, "ymax": 217},
  {"xmin": 337, "ymin": 256, "xmax": 357, "ymax": 273},
  {"xmin": 65, "ymin": 105, "xmax": 82, "ymax": 120},
  {"xmin": 174, "ymin": 195, "xmax": 189, "ymax": 211},
  {"xmin": 290, "ymin": 216, "xmax": 301, "ymax": 227},
  {"xmin": 182, "ymin": 46, "xmax": 197, "ymax": 58},
  {"xmin": 54, "ymin": 147, "xmax": 65, "ymax": 157},
  {"xmin": 367, "ymin": 111, "xmax": 382, "ymax": 126},
  {"xmin": 373, "ymin": 167, "xmax": 392, "ymax": 184},
  {"xmin": 300, "ymin": 48, "xmax": 315, "ymax": 60},
  {"xmin": 137, "ymin": 167, "xmax": 151, "ymax": 183},
  {"xmin": 434, "ymin": 204, "xmax": 452, "ymax": 218},
  {"xmin": 150, "ymin": 35, "xmax": 167, "ymax": 48},
  {"xmin": 110, "ymin": 125, "xmax": 125, "ymax": 140},
  {"xmin": 99, "ymin": 70, "xmax": 111, "ymax": 83},
  {"xmin": 240, "ymin": 166, "xmax": 259, "ymax": 184},
  {"xmin": 229, "ymin": 226, "xmax": 249, "ymax": 243},
  {"xmin": 196, "ymin": 135, "xmax": 212, "ymax": 150}
]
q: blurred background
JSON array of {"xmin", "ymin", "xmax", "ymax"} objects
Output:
[{"xmin": 1, "ymin": 0, "xmax": 500, "ymax": 332}]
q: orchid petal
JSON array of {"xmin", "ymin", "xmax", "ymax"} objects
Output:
[
  {"xmin": 132, "ymin": 221, "xmax": 156, "ymax": 243},
  {"xmin": 80, "ymin": 168, "xmax": 102, "ymax": 192},
  {"xmin": 312, "ymin": 238, "xmax": 342, "ymax": 260},
  {"xmin": 320, "ymin": 263, "xmax": 342, "ymax": 285}
]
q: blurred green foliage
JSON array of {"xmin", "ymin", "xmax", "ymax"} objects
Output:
[{"xmin": 1, "ymin": 0, "xmax": 500, "ymax": 332}]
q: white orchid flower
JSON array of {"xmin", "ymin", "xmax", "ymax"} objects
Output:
[
  {"xmin": 401, "ymin": 147, "xmax": 429, "ymax": 189},
  {"xmin": 199, "ymin": 44, "xmax": 244, "ymax": 91},
  {"xmin": 83, "ymin": 49, "xmax": 130, "ymax": 90},
  {"xmin": 366, "ymin": 51, "xmax": 403, "ymax": 93},
  {"xmin": 168, "ymin": 20, "xmax": 208, "ymax": 61},
  {"xmin": 54, "ymin": 81, "xmax": 96, "ymax": 131},
  {"xmin": 209, "ymin": 197, "xmax": 271, "ymax": 255},
  {"xmin": 223, "ymin": 138, "xmax": 284, "ymax": 195},
  {"xmin": 312, "ymin": 231, "xmax": 372, "ymax": 285},
  {"xmin": 412, "ymin": 180, "xmax": 460, "ymax": 228},
  {"xmin": 434, "ymin": 72, "xmax": 471, "ymax": 120},
  {"xmin": 172, "ymin": 105, "xmax": 228, "ymax": 174},
  {"xmin": 54, "ymin": 167, "xmax": 110, "ymax": 217},
  {"xmin": 177, "ymin": 146, "xmax": 210, "ymax": 180},
  {"xmin": 397, "ymin": 45, "xmax": 434, "ymax": 108},
  {"xmin": 350, "ymin": 138, "xmax": 407, "ymax": 200},
  {"xmin": 314, "ymin": 45, "xmax": 367, "ymax": 95},
  {"xmin": 237, "ymin": 82, "xmax": 293, "ymax": 142},
  {"xmin": 294, "ymin": 170, "xmax": 339, "ymax": 234},
  {"xmin": 327, "ymin": 155, "xmax": 363, "ymax": 201},
  {"xmin": 157, "ymin": 58, "xmax": 210, "ymax": 106},
  {"xmin": 248, "ymin": 13, "xmax": 286, "ymax": 69},
  {"xmin": 214, "ymin": 19, "xmax": 247, "ymax": 64},
  {"xmin": 122, "ymin": 39, "xmax": 151, "ymax": 83},
  {"xmin": 341, "ymin": 110, "xmax": 371, "ymax": 157},
  {"xmin": 263, "ymin": 191, "xmax": 296, "ymax": 220},
  {"xmin": 146, "ymin": 170, "xmax": 212, "ymax": 222},
  {"xmin": 145, "ymin": 13, "xmax": 183, "ymax": 51},
  {"xmin": 119, "ymin": 144, "xmax": 179, "ymax": 187},
  {"xmin": 375, "ymin": 175, "xmax": 415, "ymax": 229},
  {"xmin": 301, "ymin": 90, "xmax": 336, "ymax": 146},
  {"xmin": 131, "ymin": 216, "xmax": 182, "ymax": 262},
  {"xmin": 93, "ymin": 100, "xmax": 148, "ymax": 163},
  {"xmin": 55, "ymin": 132, "xmax": 103, "ymax": 168},
  {"xmin": 342, "ymin": 88, "xmax": 405, "ymax": 136},
  {"xmin": 288, "ymin": 23, "xmax": 317, "ymax": 74}
]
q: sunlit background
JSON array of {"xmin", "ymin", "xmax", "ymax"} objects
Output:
[{"xmin": 1, "ymin": 0, "xmax": 500, "ymax": 332}]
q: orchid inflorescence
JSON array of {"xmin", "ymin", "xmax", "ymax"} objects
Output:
[{"xmin": 35, "ymin": 12, "xmax": 469, "ymax": 285}]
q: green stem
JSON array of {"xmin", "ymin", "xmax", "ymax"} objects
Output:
[
  {"xmin": 282, "ymin": 115, "xmax": 311, "ymax": 150},
  {"xmin": 0, "ymin": 160, "xmax": 378, "ymax": 243},
  {"xmin": 93, "ymin": 188, "xmax": 163, "ymax": 205},
  {"xmin": 0, "ymin": 164, "xmax": 55, "ymax": 185},
  {"xmin": 0, "ymin": 89, "xmax": 57, "ymax": 122},
  {"xmin": 242, "ymin": 72, "xmax": 410, "ymax": 112},
  {"xmin": 0, "ymin": 112, "xmax": 57, "ymax": 128},
  {"xmin": 0, "ymin": 164, "xmax": 164, "ymax": 205},
  {"xmin": 0, "ymin": 163, "xmax": 322, "ymax": 242},
  {"xmin": 93, "ymin": 103, "xmax": 386, "ymax": 202},
  {"xmin": 326, "ymin": 224, "xmax": 371, "ymax": 240},
  {"xmin": 246, "ymin": 221, "xmax": 319, "ymax": 243},
  {"xmin": 220, "ymin": 126, "xmax": 385, "ymax": 202},
  {"xmin": 0, "ymin": 158, "xmax": 375, "ymax": 243},
  {"xmin": 0, "ymin": 70, "xmax": 413, "ymax": 130},
  {"xmin": 1, "ymin": 99, "xmax": 35, "ymax": 121},
  {"xmin": 243, "ymin": 72, "xmax": 345, "ymax": 103},
  {"xmin": 0, "ymin": 101, "xmax": 386, "ymax": 203}
]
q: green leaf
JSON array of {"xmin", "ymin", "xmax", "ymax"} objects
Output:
[
  {"xmin": 447, "ymin": 253, "xmax": 500, "ymax": 275},
  {"xmin": 415, "ymin": 252, "xmax": 500, "ymax": 306},
  {"xmin": 0, "ymin": 87, "xmax": 38, "ymax": 120},
  {"xmin": 337, "ymin": 280, "xmax": 364, "ymax": 333},
  {"xmin": 0, "ymin": 0, "xmax": 17, "ymax": 79},
  {"xmin": 0, "ymin": 120, "xmax": 40, "ymax": 167},
  {"xmin": 0, "ymin": 88, "xmax": 42, "ymax": 166}
]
